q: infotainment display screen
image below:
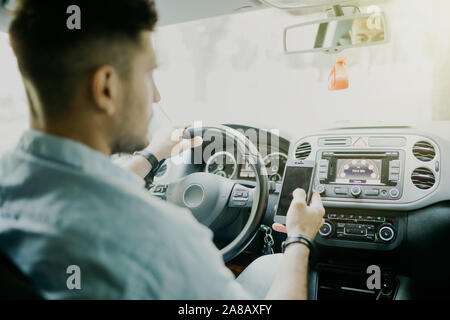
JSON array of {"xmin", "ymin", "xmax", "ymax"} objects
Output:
[{"xmin": 334, "ymin": 159, "xmax": 383, "ymax": 185}]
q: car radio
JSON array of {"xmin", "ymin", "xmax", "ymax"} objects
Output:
[{"xmin": 314, "ymin": 150, "xmax": 404, "ymax": 200}]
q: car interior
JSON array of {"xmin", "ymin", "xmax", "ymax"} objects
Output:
[{"xmin": 1, "ymin": 0, "xmax": 450, "ymax": 300}]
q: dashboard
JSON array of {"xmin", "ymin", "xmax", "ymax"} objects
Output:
[
  {"xmin": 203, "ymin": 145, "xmax": 288, "ymax": 183},
  {"xmin": 291, "ymin": 127, "xmax": 448, "ymax": 211},
  {"xmin": 288, "ymin": 123, "xmax": 450, "ymax": 253},
  {"xmin": 150, "ymin": 122, "xmax": 450, "ymax": 298}
]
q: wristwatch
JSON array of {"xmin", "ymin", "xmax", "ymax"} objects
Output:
[
  {"xmin": 281, "ymin": 234, "xmax": 314, "ymax": 254},
  {"xmin": 133, "ymin": 150, "xmax": 161, "ymax": 179}
]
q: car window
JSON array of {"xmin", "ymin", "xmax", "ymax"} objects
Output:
[
  {"xmin": 151, "ymin": 5, "xmax": 447, "ymax": 139},
  {"xmin": 0, "ymin": 32, "xmax": 28, "ymax": 153}
]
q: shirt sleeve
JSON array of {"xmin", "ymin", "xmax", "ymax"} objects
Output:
[{"xmin": 155, "ymin": 205, "xmax": 255, "ymax": 300}]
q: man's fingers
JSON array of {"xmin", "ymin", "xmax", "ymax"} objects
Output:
[
  {"xmin": 272, "ymin": 223, "xmax": 287, "ymax": 234},
  {"xmin": 173, "ymin": 136, "xmax": 204, "ymax": 155},
  {"xmin": 310, "ymin": 189, "xmax": 322, "ymax": 206},
  {"xmin": 191, "ymin": 136, "xmax": 203, "ymax": 148},
  {"xmin": 291, "ymin": 188, "xmax": 307, "ymax": 208},
  {"xmin": 310, "ymin": 189, "xmax": 325, "ymax": 213},
  {"xmin": 171, "ymin": 127, "xmax": 185, "ymax": 142}
]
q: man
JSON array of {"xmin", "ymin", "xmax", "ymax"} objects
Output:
[{"xmin": 0, "ymin": 0, "xmax": 325, "ymax": 299}]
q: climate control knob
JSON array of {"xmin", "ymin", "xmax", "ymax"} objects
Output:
[
  {"xmin": 350, "ymin": 186, "xmax": 362, "ymax": 198},
  {"xmin": 378, "ymin": 224, "xmax": 395, "ymax": 242},
  {"xmin": 319, "ymin": 220, "xmax": 334, "ymax": 238}
]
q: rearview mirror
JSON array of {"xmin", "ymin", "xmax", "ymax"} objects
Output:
[{"xmin": 284, "ymin": 12, "xmax": 389, "ymax": 54}]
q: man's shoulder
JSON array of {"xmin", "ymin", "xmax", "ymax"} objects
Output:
[{"xmin": 1, "ymin": 148, "xmax": 207, "ymax": 242}]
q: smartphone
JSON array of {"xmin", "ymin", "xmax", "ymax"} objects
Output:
[{"xmin": 273, "ymin": 159, "xmax": 317, "ymax": 225}]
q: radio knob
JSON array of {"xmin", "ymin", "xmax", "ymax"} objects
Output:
[
  {"xmin": 378, "ymin": 224, "xmax": 395, "ymax": 242},
  {"xmin": 319, "ymin": 220, "xmax": 334, "ymax": 238},
  {"xmin": 350, "ymin": 186, "xmax": 362, "ymax": 198},
  {"xmin": 316, "ymin": 185, "xmax": 326, "ymax": 195}
]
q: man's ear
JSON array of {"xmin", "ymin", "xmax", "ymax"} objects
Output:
[{"xmin": 91, "ymin": 65, "xmax": 122, "ymax": 116}]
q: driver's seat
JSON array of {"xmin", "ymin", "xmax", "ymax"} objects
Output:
[{"xmin": 0, "ymin": 250, "xmax": 42, "ymax": 300}]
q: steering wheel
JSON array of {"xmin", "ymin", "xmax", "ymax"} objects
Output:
[{"xmin": 150, "ymin": 125, "xmax": 269, "ymax": 262}]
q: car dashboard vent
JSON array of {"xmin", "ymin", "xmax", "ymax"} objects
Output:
[
  {"xmin": 411, "ymin": 167, "xmax": 435, "ymax": 190},
  {"xmin": 318, "ymin": 137, "xmax": 351, "ymax": 147},
  {"xmin": 413, "ymin": 141, "xmax": 435, "ymax": 162},
  {"xmin": 295, "ymin": 142, "xmax": 312, "ymax": 160}
]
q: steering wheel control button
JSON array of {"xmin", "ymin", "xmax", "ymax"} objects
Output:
[
  {"xmin": 378, "ymin": 225, "xmax": 395, "ymax": 242},
  {"xmin": 183, "ymin": 184, "xmax": 204, "ymax": 208},
  {"xmin": 151, "ymin": 185, "xmax": 168, "ymax": 199},
  {"xmin": 230, "ymin": 186, "xmax": 252, "ymax": 208},
  {"xmin": 319, "ymin": 221, "xmax": 334, "ymax": 238},
  {"xmin": 350, "ymin": 186, "xmax": 362, "ymax": 198},
  {"xmin": 389, "ymin": 188, "xmax": 400, "ymax": 198},
  {"xmin": 232, "ymin": 188, "xmax": 249, "ymax": 199}
]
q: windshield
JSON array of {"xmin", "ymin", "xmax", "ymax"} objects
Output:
[
  {"xmin": 151, "ymin": 4, "xmax": 447, "ymax": 138},
  {"xmin": 0, "ymin": 2, "xmax": 449, "ymax": 153},
  {"xmin": 0, "ymin": 32, "xmax": 28, "ymax": 153}
]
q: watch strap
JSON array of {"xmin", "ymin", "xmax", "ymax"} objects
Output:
[
  {"xmin": 281, "ymin": 235, "xmax": 314, "ymax": 254},
  {"xmin": 133, "ymin": 150, "xmax": 160, "ymax": 178}
]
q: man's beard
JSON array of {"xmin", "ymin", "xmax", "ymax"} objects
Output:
[
  {"xmin": 110, "ymin": 133, "xmax": 149, "ymax": 155},
  {"xmin": 109, "ymin": 94, "xmax": 150, "ymax": 155}
]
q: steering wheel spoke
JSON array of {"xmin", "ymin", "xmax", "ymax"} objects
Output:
[
  {"xmin": 149, "ymin": 184, "xmax": 168, "ymax": 200},
  {"xmin": 158, "ymin": 125, "xmax": 268, "ymax": 262},
  {"xmin": 228, "ymin": 184, "xmax": 254, "ymax": 209}
]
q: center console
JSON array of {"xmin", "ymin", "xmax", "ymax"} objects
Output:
[{"xmin": 289, "ymin": 130, "xmax": 445, "ymax": 299}]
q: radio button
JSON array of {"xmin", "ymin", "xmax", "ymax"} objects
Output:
[
  {"xmin": 366, "ymin": 234, "xmax": 376, "ymax": 241},
  {"xmin": 350, "ymin": 186, "xmax": 362, "ymax": 197},
  {"xmin": 318, "ymin": 167, "xmax": 328, "ymax": 173},
  {"xmin": 389, "ymin": 188, "xmax": 400, "ymax": 198},
  {"xmin": 389, "ymin": 173, "xmax": 400, "ymax": 181},
  {"xmin": 390, "ymin": 160, "xmax": 401, "ymax": 168},
  {"xmin": 364, "ymin": 189, "xmax": 380, "ymax": 196},
  {"xmin": 345, "ymin": 228, "xmax": 365, "ymax": 235},
  {"xmin": 316, "ymin": 185, "xmax": 326, "ymax": 195},
  {"xmin": 319, "ymin": 172, "xmax": 328, "ymax": 180},
  {"xmin": 334, "ymin": 187, "xmax": 348, "ymax": 195},
  {"xmin": 389, "ymin": 167, "xmax": 400, "ymax": 174},
  {"xmin": 319, "ymin": 160, "xmax": 329, "ymax": 168}
]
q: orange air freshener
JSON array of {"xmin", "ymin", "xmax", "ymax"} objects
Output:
[{"xmin": 328, "ymin": 56, "xmax": 349, "ymax": 91}]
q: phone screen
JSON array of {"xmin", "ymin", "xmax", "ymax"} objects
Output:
[{"xmin": 277, "ymin": 166, "xmax": 314, "ymax": 217}]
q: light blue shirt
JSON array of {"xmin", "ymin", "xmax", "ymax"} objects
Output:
[{"xmin": 0, "ymin": 130, "xmax": 251, "ymax": 299}]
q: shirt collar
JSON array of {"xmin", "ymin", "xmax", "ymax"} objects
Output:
[{"xmin": 17, "ymin": 129, "xmax": 145, "ymax": 188}]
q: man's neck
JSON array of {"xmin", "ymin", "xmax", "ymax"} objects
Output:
[{"xmin": 31, "ymin": 118, "xmax": 112, "ymax": 156}]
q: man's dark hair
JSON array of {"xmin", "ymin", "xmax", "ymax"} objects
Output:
[{"xmin": 9, "ymin": 0, "xmax": 158, "ymax": 118}]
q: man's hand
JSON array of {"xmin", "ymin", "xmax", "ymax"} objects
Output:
[
  {"xmin": 122, "ymin": 126, "xmax": 203, "ymax": 179},
  {"xmin": 273, "ymin": 189, "xmax": 325, "ymax": 239},
  {"xmin": 147, "ymin": 126, "xmax": 203, "ymax": 161}
]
